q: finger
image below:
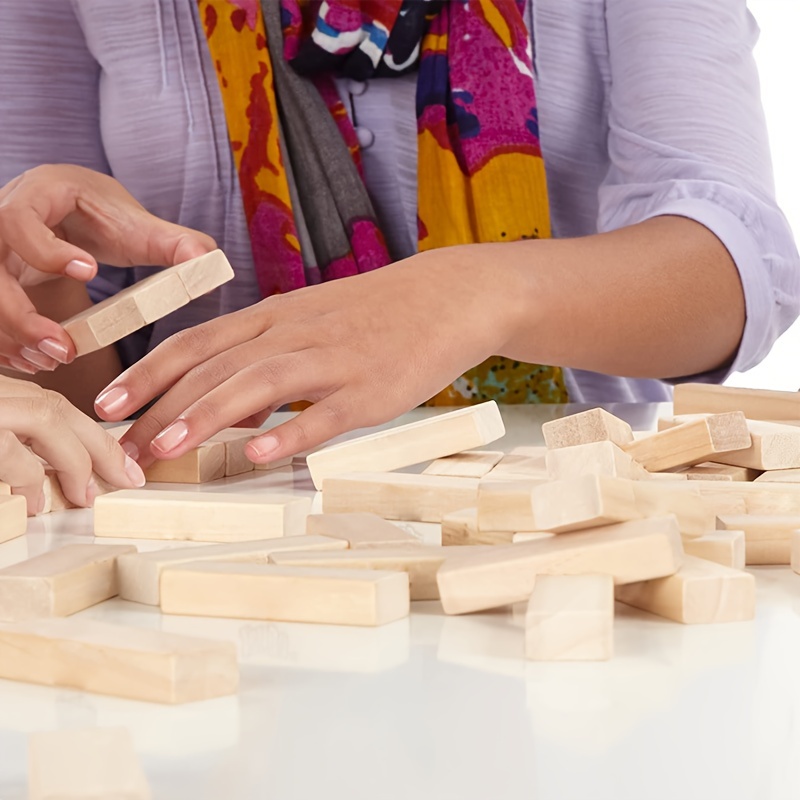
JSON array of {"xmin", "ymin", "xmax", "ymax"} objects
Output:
[
  {"xmin": 94, "ymin": 307, "xmax": 270, "ymax": 421},
  {"xmin": 0, "ymin": 429, "xmax": 46, "ymax": 514}
]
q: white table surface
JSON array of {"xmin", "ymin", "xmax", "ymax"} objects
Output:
[{"xmin": 1, "ymin": 403, "xmax": 798, "ymax": 800}]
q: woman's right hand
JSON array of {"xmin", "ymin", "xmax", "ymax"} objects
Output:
[{"xmin": 0, "ymin": 164, "xmax": 216, "ymax": 374}]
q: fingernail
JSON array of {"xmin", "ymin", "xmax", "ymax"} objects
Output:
[
  {"xmin": 124, "ymin": 455, "xmax": 146, "ymax": 488},
  {"xmin": 249, "ymin": 434, "xmax": 280, "ymax": 460},
  {"xmin": 21, "ymin": 348, "xmax": 57, "ymax": 371},
  {"xmin": 38, "ymin": 338, "xmax": 70, "ymax": 364},
  {"xmin": 121, "ymin": 440, "xmax": 139, "ymax": 461},
  {"xmin": 85, "ymin": 477, "xmax": 98, "ymax": 507},
  {"xmin": 65, "ymin": 259, "xmax": 95, "ymax": 281},
  {"xmin": 95, "ymin": 386, "xmax": 129, "ymax": 416},
  {"xmin": 152, "ymin": 419, "xmax": 189, "ymax": 454},
  {"xmin": 9, "ymin": 358, "xmax": 37, "ymax": 375}
]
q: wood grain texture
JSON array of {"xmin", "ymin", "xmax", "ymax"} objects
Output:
[
  {"xmin": 676, "ymin": 462, "xmax": 762, "ymax": 482},
  {"xmin": 673, "ymin": 383, "xmax": 800, "ymax": 421},
  {"xmin": 306, "ymin": 512, "xmax": 421, "ymax": 548},
  {"xmin": 423, "ymin": 450, "xmax": 504, "ymax": 479},
  {"xmin": 682, "ymin": 530, "xmax": 746, "ymax": 570},
  {"xmin": 545, "ymin": 440, "xmax": 650, "ymax": 481},
  {"xmin": 476, "ymin": 479, "xmax": 541, "ymax": 532},
  {"xmin": 0, "ymin": 495, "xmax": 26, "ymax": 544},
  {"xmin": 542, "ymin": 408, "xmax": 633, "ymax": 450},
  {"xmin": 442, "ymin": 507, "xmax": 516, "ymax": 546},
  {"xmin": 716, "ymin": 514, "xmax": 800, "ymax": 565}
]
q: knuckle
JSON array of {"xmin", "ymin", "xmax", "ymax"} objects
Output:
[
  {"xmin": 41, "ymin": 391, "xmax": 69, "ymax": 425},
  {"xmin": 0, "ymin": 429, "xmax": 19, "ymax": 458},
  {"xmin": 187, "ymin": 357, "xmax": 234, "ymax": 392},
  {"xmin": 188, "ymin": 397, "xmax": 221, "ymax": 428},
  {"xmin": 170, "ymin": 325, "xmax": 212, "ymax": 361}
]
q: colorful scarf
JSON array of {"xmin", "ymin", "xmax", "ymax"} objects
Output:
[{"xmin": 197, "ymin": 0, "xmax": 568, "ymax": 404}]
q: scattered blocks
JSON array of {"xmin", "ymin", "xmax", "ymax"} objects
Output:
[
  {"xmin": 673, "ymin": 383, "xmax": 800, "ymax": 421},
  {"xmin": 524, "ymin": 574, "xmax": 614, "ymax": 661},
  {"xmin": 542, "ymin": 408, "xmax": 633, "ymax": 450},
  {"xmin": 476, "ymin": 479, "xmax": 540, "ymax": 532},
  {"xmin": 716, "ymin": 514, "xmax": 800, "ymax": 565},
  {"xmin": 441, "ymin": 507, "xmax": 515, "ymax": 546},
  {"xmin": 306, "ymin": 513, "xmax": 421, "ymax": 548},
  {"xmin": 423, "ymin": 450, "xmax": 504, "ymax": 479},
  {"xmin": 545, "ymin": 440, "xmax": 650, "ymax": 481},
  {"xmin": 0, "ymin": 495, "xmax": 26, "ymax": 544},
  {"xmin": 682, "ymin": 530, "xmax": 746, "ymax": 570}
]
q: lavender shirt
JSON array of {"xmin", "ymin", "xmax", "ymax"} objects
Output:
[{"xmin": 0, "ymin": 0, "xmax": 797, "ymax": 402}]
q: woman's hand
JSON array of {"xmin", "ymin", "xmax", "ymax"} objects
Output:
[
  {"xmin": 0, "ymin": 164, "xmax": 217, "ymax": 373},
  {"xmin": 0, "ymin": 377, "xmax": 145, "ymax": 515},
  {"xmin": 94, "ymin": 250, "xmax": 519, "ymax": 465}
]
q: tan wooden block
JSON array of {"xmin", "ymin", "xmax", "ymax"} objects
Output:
[
  {"xmin": 676, "ymin": 462, "xmax": 761, "ymax": 482},
  {"xmin": 160, "ymin": 562, "xmax": 410, "ymax": 626},
  {"xmin": 646, "ymin": 471, "xmax": 689, "ymax": 481},
  {"xmin": 673, "ymin": 383, "xmax": 800, "ymax": 421},
  {"xmin": 117, "ymin": 535, "xmax": 346, "ymax": 606},
  {"xmin": 0, "ymin": 618, "xmax": 238, "ymax": 703},
  {"xmin": 269, "ymin": 545, "xmax": 483, "ymax": 601},
  {"xmin": 0, "ymin": 544, "xmax": 136, "ymax": 622},
  {"xmin": 0, "ymin": 495, "xmax": 26, "ymax": 544},
  {"xmin": 62, "ymin": 292, "xmax": 145, "ymax": 356},
  {"xmin": 476, "ymin": 479, "xmax": 541, "ymax": 532},
  {"xmin": 630, "ymin": 481, "xmax": 717, "ymax": 537},
  {"xmin": 133, "ymin": 270, "xmax": 191, "ymax": 324},
  {"xmin": 542, "ymin": 408, "xmax": 634, "ymax": 450},
  {"xmin": 512, "ymin": 532, "xmax": 559, "ymax": 544},
  {"xmin": 306, "ymin": 512, "xmax": 420, "ymax": 548},
  {"xmin": 307, "ymin": 401, "xmax": 505, "ymax": 490},
  {"xmin": 682, "ymin": 530, "xmax": 746, "ymax": 570},
  {"xmin": 208, "ymin": 428, "xmax": 263, "ymax": 476},
  {"xmin": 321, "ymin": 472, "xmax": 479, "ymax": 523},
  {"xmin": 174, "ymin": 248, "xmax": 235, "ymax": 298},
  {"xmin": 442, "ymin": 508, "xmax": 515, "ymax": 546},
  {"xmin": 615, "ymin": 555, "xmax": 755, "ymax": 623},
  {"xmin": 94, "ymin": 489, "xmax": 311, "ymax": 542},
  {"xmin": 545, "ymin": 440, "xmax": 650, "ymax": 481},
  {"xmin": 754, "ymin": 468, "xmax": 800, "ymax": 483},
  {"xmin": 791, "ymin": 530, "xmax": 800, "ymax": 575},
  {"xmin": 624, "ymin": 413, "xmax": 750, "ymax": 472},
  {"xmin": 657, "ymin": 479, "xmax": 800, "ymax": 515},
  {"xmin": 144, "ymin": 442, "xmax": 227, "ymax": 484},
  {"xmin": 436, "ymin": 515, "xmax": 683, "ymax": 614},
  {"xmin": 423, "ymin": 450, "xmax": 504, "ymax": 479},
  {"xmin": 525, "ymin": 574, "xmax": 614, "ymax": 661},
  {"xmin": 716, "ymin": 514, "xmax": 800, "ymax": 565},
  {"xmin": 485, "ymin": 447, "xmax": 548, "ymax": 479},
  {"xmin": 28, "ymin": 728, "xmax": 151, "ymax": 800},
  {"xmin": 40, "ymin": 470, "xmax": 74, "ymax": 514},
  {"xmin": 532, "ymin": 475, "xmax": 642, "ymax": 533}
]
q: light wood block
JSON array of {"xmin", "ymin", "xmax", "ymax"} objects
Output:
[
  {"xmin": 512, "ymin": 532, "xmax": 559, "ymax": 544},
  {"xmin": 676, "ymin": 462, "xmax": 762, "ymax": 482},
  {"xmin": 94, "ymin": 490, "xmax": 311, "ymax": 542},
  {"xmin": 269, "ymin": 546, "xmax": 484, "ymax": 601},
  {"xmin": 307, "ymin": 401, "xmax": 505, "ymax": 490},
  {"xmin": 476, "ymin": 479, "xmax": 541, "ymax": 532},
  {"xmin": 525, "ymin": 574, "xmax": 614, "ymax": 661},
  {"xmin": 615, "ymin": 555, "xmax": 755, "ymax": 623},
  {"xmin": 437, "ymin": 515, "xmax": 683, "ymax": 614},
  {"xmin": 442, "ymin": 508, "xmax": 515, "ymax": 546},
  {"xmin": 630, "ymin": 481, "xmax": 716, "ymax": 537},
  {"xmin": 144, "ymin": 442, "xmax": 226, "ymax": 484},
  {"xmin": 0, "ymin": 544, "xmax": 136, "ymax": 622},
  {"xmin": 28, "ymin": 728, "xmax": 151, "ymax": 800},
  {"xmin": 0, "ymin": 618, "xmax": 238, "ymax": 703},
  {"xmin": 40, "ymin": 470, "xmax": 74, "ymax": 513},
  {"xmin": 542, "ymin": 408, "xmax": 633, "ymax": 450},
  {"xmin": 682, "ymin": 530, "xmax": 746, "ymax": 569},
  {"xmin": 160, "ymin": 562, "xmax": 410, "ymax": 626},
  {"xmin": 791, "ymin": 530, "xmax": 800, "ymax": 575},
  {"xmin": 306, "ymin": 512, "xmax": 420, "ymax": 548},
  {"xmin": 321, "ymin": 472, "xmax": 479, "ymax": 523},
  {"xmin": 485, "ymin": 447, "xmax": 548, "ymax": 479},
  {"xmin": 673, "ymin": 382, "xmax": 800, "ymax": 421},
  {"xmin": 208, "ymin": 428, "xmax": 261, "ymax": 476},
  {"xmin": 532, "ymin": 475, "xmax": 641, "ymax": 533},
  {"xmin": 654, "ymin": 478, "xmax": 800, "ymax": 515},
  {"xmin": 423, "ymin": 450, "xmax": 504, "ymax": 479},
  {"xmin": 545, "ymin": 440, "xmax": 650, "ymax": 481},
  {"xmin": 0, "ymin": 495, "xmax": 26, "ymax": 544},
  {"xmin": 63, "ymin": 250, "xmax": 233, "ymax": 356},
  {"xmin": 117, "ymin": 535, "xmax": 346, "ymax": 606},
  {"xmin": 716, "ymin": 514, "xmax": 800, "ymax": 565},
  {"xmin": 623, "ymin": 413, "xmax": 750, "ymax": 472},
  {"xmin": 754, "ymin": 468, "xmax": 800, "ymax": 483}
]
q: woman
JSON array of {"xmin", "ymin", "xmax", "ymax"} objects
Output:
[{"xmin": 0, "ymin": 1, "xmax": 797, "ymax": 467}]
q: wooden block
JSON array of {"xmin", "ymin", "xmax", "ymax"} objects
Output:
[
  {"xmin": 117, "ymin": 535, "xmax": 346, "ymax": 606},
  {"xmin": 0, "ymin": 495, "xmax": 26, "ymax": 544},
  {"xmin": 94, "ymin": 489, "xmax": 311, "ymax": 542},
  {"xmin": 716, "ymin": 514, "xmax": 800, "ymax": 565},
  {"xmin": 682, "ymin": 530, "xmax": 746, "ymax": 569},
  {"xmin": 673, "ymin": 382, "xmax": 800, "ymax": 421},
  {"xmin": 630, "ymin": 481, "xmax": 717, "ymax": 538},
  {"xmin": 253, "ymin": 455, "xmax": 294, "ymax": 471},
  {"xmin": 306, "ymin": 401, "xmax": 505, "ymax": 490},
  {"xmin": 0, "ymin": 543, "xmax": 136, "ymax": 622},
  {"xmin": 646, "ymin": 471, "xmax": 689, "ymax": 480},
  {"xmin": 144, "ymin": 442, "xmax": 227, "ymax": 484},
  {"xmin": 208, "ymin": 428, "xmax": 262, "ymax": 476},
  {"xmin": 660, "ymin": 479, "xmax": 800, "ymax": 515},
  {"xmin": 442, "ymin": 508, "xmax": 515, "ymax": 546},
  {"xmin": 269, "ymin": 546, "xmax": 481, "ymax": 601},
  {"xmin": 63, "ymin": 250, "xmax": 233, "ymax": 356},
  {"xmin": 532, "ymin": 475, "xmax": 642, "ymax": 533},
  {"xmin": 423, "ymin": 450, "xmax": 504, "ymax": 479},
  {"xmin": 791, "ymin": 530, "xmax": 800, "ymax": 575},
  {"xmin": 615, "ymin": 555, "xmax": 755, "ymax": 623},
  {"xmin": 512, "ymin": 532, "xmax": 559, "ymax": 544},
  {"xmin": 677, "ymin": 462, "xmax": 762, "ymax": 482},
  {"xmin": 321, "ymin": 472, "xmax": 479, "ymax": 523},
  {"xmin": 174, "ymin": 248, "xmax": 236, "ymax": 298},
  {"xmin": 476, "ymin": 479, "xmax": 541, "ymax": 532},
  {"xmin": 40, "ymin": 470, "xmax": 74, "ymax": 513},
  {"xmin": 754, "ymin": 468, "xmax": 800, "ymax": 483},
  {"xmin": 485, "ymin": 447, "xmax": 548, "ymax": 479},
  {"xmin": 525, "ymin": 574, "xmax": 614, "ymax": 661},
  {"xmin": 160, "ymin": 562, "xmax": 410, "ymax": 626},
  {"xmin": 542, "ymin": 408, "xmax": 633, "ymax": 450},
  {"xmin": 28, "ymin": 728, "xmax": 151, "ymax": 800},
  {"xmin": 623, "ymin": 413, "xmax": 750, "ymax": 472},
  {"xmin": 545, "ymin": 441, "xmax": 650, "ymax": 481},
  {"xmin": 306, "ymin": 512, "xmax": 420, "ymax": 548},
  {"xmin": 0, "ymin": 618, "xmax": 238, "ymax": 703},
  {"xmin": 436, "ymin": 515, "xmax": 684, "ymax": 614}
]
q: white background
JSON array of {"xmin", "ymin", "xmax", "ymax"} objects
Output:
[{"xmin": 727, "ymin": 0, "xmax": 800, "ymax": 390}]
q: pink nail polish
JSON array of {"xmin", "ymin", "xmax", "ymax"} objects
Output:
[
  {"xmin": 21, "ymin": 347, "xmax": 57, "ymax": 371},
  {"xmin": 248, "ymin": 434, "xmax": 280, "ymax": 460},
  {"xmin": 65, "ymin": 259, "xmax": 95, "ymax": 281},
  {"xmin": 121, "ymin": 440, "xmax": 140, "ymax": 461},
  {"xmin": 152, "ymin": 419, "xmax": 189, "ymax": 454},
  {"xmin": 38, "ymin": 338, "xmax": 70, "ymax": 364},
  {"xmin": 9, "ymin": 358, "xmax": 37, "ymax": 375},
  {"xmin": 95, "ymin": 386, "xmax": 129, "ymax": 416},
  {"xmin": 124, "ymin": 455, "xmax": 146, "ymax": 488}
]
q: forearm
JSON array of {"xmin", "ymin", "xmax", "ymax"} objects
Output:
[{"xmin": 444, "ymin": 215, "xmax": 745, "ymax": 380}]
